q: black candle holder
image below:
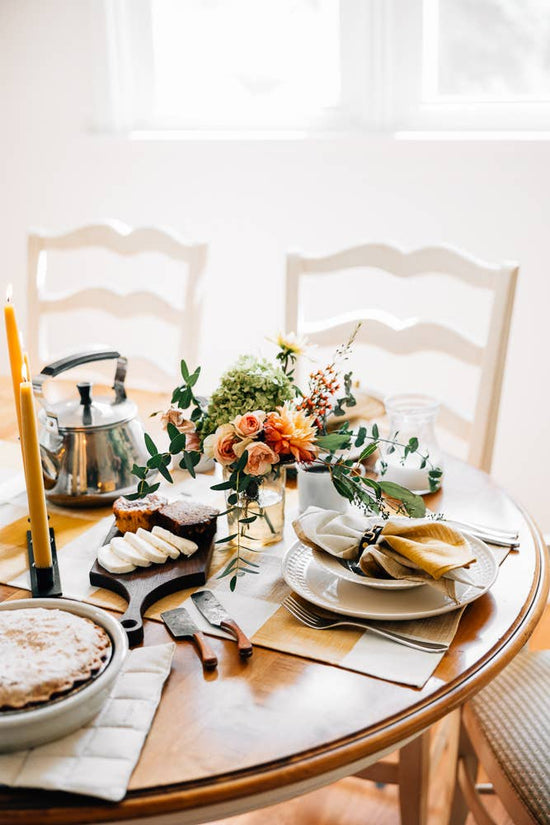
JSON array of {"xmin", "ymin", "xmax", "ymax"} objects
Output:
[{"xmin": 27, "ymin": 527, "xmax": 62, "ymax": 598}]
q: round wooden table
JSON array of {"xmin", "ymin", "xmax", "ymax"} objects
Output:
[{"xmin": 0, "ymin": 383, "xmax": 547, "ymax": 825}]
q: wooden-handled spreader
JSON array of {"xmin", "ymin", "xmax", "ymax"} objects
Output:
[{"xmin": 161, "ymin": 606, "xmax": 218, "ymax": 670}]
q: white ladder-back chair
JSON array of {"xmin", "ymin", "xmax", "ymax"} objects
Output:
[
  {"xmin": 286, "ymin": 243, "xmax": 518, "ymax": 473},
  {"xmin": 27, "ymin": 220, "xmax": 208, "ymax": 391}
]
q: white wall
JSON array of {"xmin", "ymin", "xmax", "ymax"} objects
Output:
[{"xmin": 1, "ymin": 0, "xmax": 549, "ymax": 531}]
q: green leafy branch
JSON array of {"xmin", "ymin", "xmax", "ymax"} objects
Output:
[
  {"xmin": 314, "ymin": 422, "xmax": 443, "ymax": 517},
  {"xmin": 171, "ymin": 360, "xmax": 209, "ymax": 428},
  {"xmin": 330, "ymin": 371, "xmax": 356, "ymax": 417},
  {"xmin": 125, "ymin": 420, "xmax": 202, "ymax": 501}
]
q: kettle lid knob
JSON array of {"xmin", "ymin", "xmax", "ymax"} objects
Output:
[{"xmin": 77, "ymin": 382, "xmax": 92, "ymax": 407}]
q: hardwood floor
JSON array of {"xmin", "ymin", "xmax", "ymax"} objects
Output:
[{"xmin": 211, "ymin": 601, "xmax": 550, "ymax": 825}]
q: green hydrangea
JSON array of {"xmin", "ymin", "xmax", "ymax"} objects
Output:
[{"xmin": 201, "ymin": 355, "xmax": 294, "ymax": 437}]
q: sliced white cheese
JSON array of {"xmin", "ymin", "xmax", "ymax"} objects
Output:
[
  {"xmin": 125, "ymin": 531, "xmax": 168, "ymax": 563},
  {"xmin": 110, "ymin": 536, "xmax": 152, "ymax": 567},
  {"xmin": 137, "ymin": 527, "xmax": 179, "ymax": 559},
  {"xmin": 152, "ymin": 525, "xmax": 198, "ymax": 557},
  {"xmin": 98, "ymin": 544, "xmax": 136, "ymax": 574}
]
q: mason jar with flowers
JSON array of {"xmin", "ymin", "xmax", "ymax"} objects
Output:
[{"xmin": 202, "ymin": 406, "xmax": 319, "ymax": 546}]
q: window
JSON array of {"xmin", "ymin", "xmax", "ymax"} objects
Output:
[
  {"xmin": 104, "ymin": 0, "xmax": 550, "ymax": 134},
  {"xmin": 106, "ymin": 0, "xmax": 367, "ymax": 132},
  {"xmin": 392, "ymin": 0, "xmax": 550, "ymax": 131}
]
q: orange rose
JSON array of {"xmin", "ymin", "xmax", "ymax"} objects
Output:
[
  {"xmin": 203, "ymin": 423, "xmax": 238, "ymax": 466},
  {"xmin": 233, "ymin": 410, "xmax": 266, "ymax": 438},
  {"xmin": 241, "ymin": 441, "xmax": 279, "ymax": 476},
  {"xmin": 264, "ymin": 405, "xmax": 318, "ymax": 463}
]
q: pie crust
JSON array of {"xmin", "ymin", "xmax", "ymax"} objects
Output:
[{"xmin": 0, "ymin": 608, "xmax": 110, "ymax": 710}]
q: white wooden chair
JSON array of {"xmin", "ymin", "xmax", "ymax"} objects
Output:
[
  {"xmin": 285, "ymin": 242, "xmax": 518, "ymax": 825},
  {"xmin": 285, "ymin": 243, "xmax": 518, "ymax": 474},
  {"xmin": 27, "ymin": 220, "xmax": 208, "ymax": 390}
]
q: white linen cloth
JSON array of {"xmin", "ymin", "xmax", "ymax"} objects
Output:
[
  {"xmin": 294, "ymin": 506, "xmax": 382, "ymax": 558},
  {"xmin": 294, "ymin": 506, "xmax": 481, "ymax": 595},
  {"xmin": 0, "ymin": 643, "xmax": 174, "ymax": 802}
]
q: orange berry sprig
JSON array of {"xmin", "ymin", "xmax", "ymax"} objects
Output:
[
  {"xmin": 297, "ymin": 322, "xmax": 361, "ymax": 430},
  {"xmin": 297, "ymin": 365, "xmax": 341, "ymax": 429}
]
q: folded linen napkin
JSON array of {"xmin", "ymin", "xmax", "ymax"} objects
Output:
[
  {"xmin": 0, "ymin": 643, "xmax": 175, "ymax": 802},
  {"xmin": 293, "ymin": 507, "xmax": 477, "ymax": 600}
]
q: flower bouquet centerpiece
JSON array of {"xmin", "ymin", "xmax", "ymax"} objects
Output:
[{"xmin": 129, "ymin": 329, "xmax": 442, "ymax": 590}]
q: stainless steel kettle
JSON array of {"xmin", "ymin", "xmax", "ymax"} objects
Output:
[{"xmin": 33, "ymin": 349, "xmax": 150, "ymax": 507}]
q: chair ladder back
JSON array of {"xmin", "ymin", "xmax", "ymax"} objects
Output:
[
  {"xmin": 285, "ymin": 244, "xmax": 518, "ymax": 472},
  {"xmin": 468, "ymin": 263, "xmax": 519, "ymax": 472},
  {"xmin": 27, "ymin": 221, "xmax": 208, "ymax": 389}
]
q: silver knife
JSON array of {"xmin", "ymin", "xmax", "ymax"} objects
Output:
[{"xmin": 191, "ymin": 590, "xmax": 253, "ymax": 658}]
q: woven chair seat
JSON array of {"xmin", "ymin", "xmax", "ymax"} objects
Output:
[{"xmin": 470, "ymin": 650, "xmax": 550, "ymax": 825}]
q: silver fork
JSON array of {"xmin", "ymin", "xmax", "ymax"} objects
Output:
[
  {"xmin": 441, "ymin": 518, "xmax": 519, "ymax": 547},
  {"xmin": 282, "ymin": 596, "xmax": 448, "ymax": 653}
]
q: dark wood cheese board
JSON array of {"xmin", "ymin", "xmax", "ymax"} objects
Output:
[{"xmin": 89, "ymin": 523, "xmax": 215, "ymax": 646}]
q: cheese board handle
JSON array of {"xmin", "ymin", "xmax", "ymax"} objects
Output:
[{"xmin": 119, "ymin": 597, "xmax": 144, "ymax": 646}]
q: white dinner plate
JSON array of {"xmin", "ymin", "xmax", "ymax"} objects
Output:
[
  {"xmin": 312, "ymin": 549, "xmax": 424, "ymax": 590},
  {"xmin": 282, "ymin": 535, "xmax": 498, "ymax": 621}
]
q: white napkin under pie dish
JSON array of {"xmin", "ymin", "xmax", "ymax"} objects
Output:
[
  {"xmin": 293, "ymin": 506, "xmax": 480, "ymax": 600},
  {"xmin": 0, "ymin": 643, "xmax": 174, "ymax": 802}
]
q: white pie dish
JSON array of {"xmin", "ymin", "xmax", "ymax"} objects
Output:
[{"xmin": 0, "ymin": 598, "xmax": 128, "ymax": 753}]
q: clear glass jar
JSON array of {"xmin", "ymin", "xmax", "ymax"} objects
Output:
[
  {"xmin": 377, "ymin": 393, "xmax": 444, "ymax": 494},
  {"xmin": 223, "ymin": 466, "xmax": 286, "ymax": 546}
]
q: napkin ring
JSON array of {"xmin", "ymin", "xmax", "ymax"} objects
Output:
[{"xmin": 359, "ymin": 525, "xmax": 383, "ymax": 551}]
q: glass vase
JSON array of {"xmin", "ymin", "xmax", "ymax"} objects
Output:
[
  {"xmin": 223, "ymin": 466, "xmax": 286, "ymax": 546},
  {"xmin": 377, "ymin": 393, "xmax": 444, "ymax": 494}
]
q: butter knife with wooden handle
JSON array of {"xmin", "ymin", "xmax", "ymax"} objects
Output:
[
  {"xmin": 191, "ymin": 590, "xmax": 253, "ymax": 658},
  {"xmin": 161, "ymin": 607, "xmax": 218, "ymax": 669}
]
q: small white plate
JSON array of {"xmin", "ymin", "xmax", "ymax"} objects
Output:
[
  {"xmin": 312, "ymin": 549, "xmax": 424, "ymax": 590},
  {"xmin": 282, "ymin": 535, "xmax": 498, "ymax": 621}
]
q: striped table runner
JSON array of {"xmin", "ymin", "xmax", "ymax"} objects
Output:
[{"xmin": 0, "ymin": 442, "xmax": 508, "ymax": 688}]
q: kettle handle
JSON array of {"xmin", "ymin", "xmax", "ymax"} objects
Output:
[{"xmin": 32, "ymin": 349, "xmax": 128, "ymax": 404}]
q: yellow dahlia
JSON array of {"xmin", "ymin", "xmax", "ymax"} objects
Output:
[{"xmin": 264, "ymin": 405, "xmax": 318, "ymax": 463}]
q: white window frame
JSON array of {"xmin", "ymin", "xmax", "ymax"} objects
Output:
[
  {"xmin": 388, "ymin": 0, "xmax": 550, "ymax": 132},
  {"xmin": 97, "ymin": 0, "xmax": 550, "ymax": 137}
]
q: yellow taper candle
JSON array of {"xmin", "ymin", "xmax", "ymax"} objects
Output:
[
  {"xmin": 20, "ymin": 362, "xmax": 52, "ymax": 568},
  {"xmin": 4, "ymin": 285, "xmax": 24, "ymax": 438}
]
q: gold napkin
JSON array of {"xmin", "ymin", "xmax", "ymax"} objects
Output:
[
  {"xmin": 374, "ymin": 521, "xmax": 474, "ymax": 579},
  {"xmin": 293, "ymin": 507, "xmax": 477, "ymax": 601}
]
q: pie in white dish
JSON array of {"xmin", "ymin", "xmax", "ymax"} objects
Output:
[{"xmin": 0, "ymin": 607, "xmax": 110, "ymax": 710}]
